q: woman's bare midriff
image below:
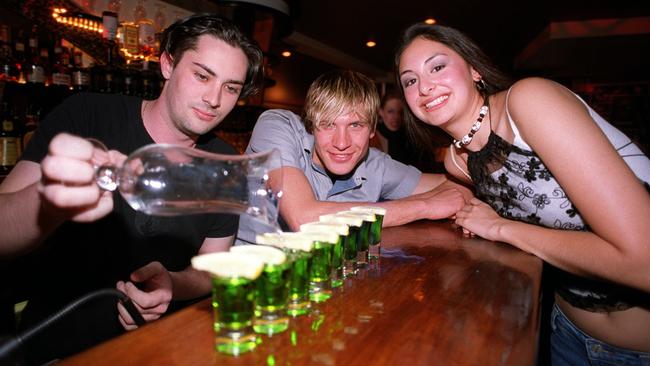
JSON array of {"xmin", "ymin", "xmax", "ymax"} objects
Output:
[{"xmin": 556, "ymin": 294, "xmax": 650, "ymax": 352}]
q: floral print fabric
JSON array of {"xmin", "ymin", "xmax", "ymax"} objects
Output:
[
  {"xmin": 466, "ymin": 132, "xmax": 650, "ymax": 312},
  {"xmin": 467, "ymin": 132, "xmax": 587, "ymax": 232}
]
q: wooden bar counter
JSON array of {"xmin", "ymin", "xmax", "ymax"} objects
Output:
[{"xmin": 60, "ymin": 221, "xmax": 543, "ymax": 366}]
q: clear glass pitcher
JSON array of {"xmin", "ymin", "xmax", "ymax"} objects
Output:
[{"xmin": 93, "ymin": 142, "xmax": 282, "ymax": 229}]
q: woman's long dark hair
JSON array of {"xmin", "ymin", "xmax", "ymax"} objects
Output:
[{"xmin": 394, "ymin": 23, "xmax": 513, "ymax": 152}]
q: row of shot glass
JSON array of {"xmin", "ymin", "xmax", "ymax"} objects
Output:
[{"xmin": 191, "ymin": 205, "xmax": 386, "ymax": 355}]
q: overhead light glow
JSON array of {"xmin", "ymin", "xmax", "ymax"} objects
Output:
[
  {"xmin": 425, "ymin": 18, "xmax": 436, "ymax": 25},
  {"xmin": 281, "ymin": 50, "xmax": 292, "ymax": 57},
  {"xmin": 366, "ymin": 40, "xmax": 376, "ymax": 48}
]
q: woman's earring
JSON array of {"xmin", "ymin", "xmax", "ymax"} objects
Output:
[{"xmin": 475, "ymin": 79, "xmax": 487, "ymax": 91}]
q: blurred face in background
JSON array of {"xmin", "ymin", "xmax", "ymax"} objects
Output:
[{"xmin": 379, "ymin": 97, "xmax": 404, "ymax": 132}]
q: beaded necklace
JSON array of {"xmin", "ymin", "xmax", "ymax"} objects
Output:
[{"xmin": 453, "ymin": 99, "xmax": 489, "ymax": 149}]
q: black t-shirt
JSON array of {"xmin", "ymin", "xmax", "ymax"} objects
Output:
[{"xmin": 17, "ymin": 93, "xmax": 238, "ymax": 363}]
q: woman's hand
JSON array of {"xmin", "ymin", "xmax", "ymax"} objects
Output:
[{"xmin": 454, "ymin": 198, "xmax": 506, "ymax": 242}]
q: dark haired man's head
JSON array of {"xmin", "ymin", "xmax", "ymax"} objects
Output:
[{"xmin": 160, "ymin": 14, "xmax": 263, "ymax": 97}]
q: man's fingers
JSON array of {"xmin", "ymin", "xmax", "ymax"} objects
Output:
[
  {"xmin": 49, "ymin": 133, "xmax": 94, "ymax": 160},
  {"xmin": 69, "ymin": 192, "xmax": 114, "ymax": 222},
  {"xmin": 123, "ymin": 281, "xmax": 170, "ymax": 310},
  {"xmin": 40, "ymin": 184, "xmax": 101, "ymax": 207},
  {"xmin": 117, "ymin": 302, "xmax": 135, "ymax": 328},
  {"xmin": 41, "ymin": 155, "xmax": 96, "ymax": 183}
]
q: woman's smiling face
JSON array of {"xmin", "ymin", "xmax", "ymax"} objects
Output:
[{"xmin": 398, "ymin": 37, "xmax": 480, "ymax": 127}]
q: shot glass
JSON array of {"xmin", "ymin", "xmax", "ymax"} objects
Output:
[
  {"xmin": 191, "ymin": 252, "xmax": 265, "ymax": 356},
  {"xmin": 230, "ymin": 245, "xmax": 290, "ymax": 336},
  {"xmin": 319, "ymin": 213, "xmax": 363, "ymax": 278},
  {"xmin": 337, "ymin": 211, "xmax": 376, "ymax": 268},
  {"xmin": 258, "ymin": 233, "xmax": 314, "ymax": 317},
  {"xmin": 351, "ymin": 206, "xmax": 386, "ymax": 259},
  {"xmin": 300, "ymin": 221, "xmax": 349, "ymax": 288},
  {"xmin": 295, "ymin": 231, "xmax": 338, "ymax": 303}
]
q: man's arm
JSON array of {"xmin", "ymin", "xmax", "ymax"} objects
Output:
[
  {"xmin": 409, "ymin": 173, "xmax": 474, "ymax": 202},
  {"xmin": 410, "ymin": 172, "xmax": 448, "ymax": 194},
  {"xmin": 275, "ymin": 167, "xmax": 469, "ymax": 231},
  {"xmin": 0, "ymin": 161, "xmax": 56, "ymax": 256},
  {"xmin": 116, "ymin": 235, "xmax": 234, "ymax": 330}
]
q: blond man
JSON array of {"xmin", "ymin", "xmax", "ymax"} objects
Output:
[{"xmin": 238, "ymin": 69, "xmax": 471, "ymax": 243}]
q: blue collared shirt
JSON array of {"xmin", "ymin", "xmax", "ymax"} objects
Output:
[{"xmin": 237, "ymin": 109, "xmax": 421, "ymax": 243}]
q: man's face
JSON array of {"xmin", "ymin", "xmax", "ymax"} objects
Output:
[
  {"xmin": 160, "ymin": 34, "xmax": 248, "ymax": 138},
  {"xmin": 312, "ymin": 111, "xmax": 374, "ymax": 176}
]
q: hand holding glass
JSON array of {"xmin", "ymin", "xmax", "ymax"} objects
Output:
[{"xmin": 92, "ymin": 142, "xmax": 282, "ymax": 229}]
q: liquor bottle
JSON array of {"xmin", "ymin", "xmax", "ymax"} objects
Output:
[
  {"xmin": 24, "ymin": 25, "xmax": 45, "ymax": 85},
  {"xmin": 92, "ymin": 50, "xmax": 118, "ymax": 94},
  {"xmin": 0, "ymin": 24, "xmax": 18, "ymax": 83},
  {"xmin": 102, "ymin": 11, "xmax": 119, "ymax": 42},
  {"xmin": 122, "ymin": 22, "xmax": 139, "ymax": 56},
  {"xmin": 139, "ymin": 60, "xmax": 154, "ymax": 99},
  {"xmin": 138, "ymin": 19, "xmax": 156, "ymax": 58},
  {"xmin": 51, "ymin": 37, "xmax": 72, "ymax": 92},
  {"xmin": 122, "ymin": 62, "xmax": 139, "ymax": 96},
  {"xmin": 0, "ymin": 102, "xmax": 21, "ymax": 175},
  {"xmin": 94, "ymin": 11, "xmax": 120, "ymax": 94},
  {"xmin": 12, "ymin": 28, "xmax": 26, "ymax": 83},
  {"xmin": 71, "ymin": 49, "xmax": 90, "ymax": 92},
  {"xmin": 39, "ymin": 44, "xmax": 51, "ymax": 85}
]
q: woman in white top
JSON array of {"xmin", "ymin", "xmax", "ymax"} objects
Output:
[{"xmin": 395, "ymin": 23, "xmax": 650, "ymax": 365}]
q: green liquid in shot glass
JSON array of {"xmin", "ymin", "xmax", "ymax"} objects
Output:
[
  {"xmin": 253, "ymin": 263, "xmax": 291, "ymax": 335},
  {"xmin": 286, "ymin": 250, "xmax": 312, "ymax": 317},
  {"xmin": 212, "ymin": 276, "xmax": 258, "ymax": 355}
]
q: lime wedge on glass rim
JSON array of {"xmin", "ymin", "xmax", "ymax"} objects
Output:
[
  {"xmin": 320, "ymin": 213, "xmax": 364, "ymax": 227},
  {"xmin": 230, "ymin": 244, "xmax": 287, "ymax": 265},
  {"xmin": 255, "ymin": 232, "xmax": 284, "ymax": 247},
  {"xmin": 294, "ymin": 230, "xmax": 340, "ymax": 244},
  {"xmin": 191, "ymin": 252, "xmax": 265, "ymax": 280},
  {"xmin": 257, "ymin": 232, "xmax": 314, "ymax": 252},
  {"xmin": 300, "ymin": 221, "xmax": 349, "ymax": 236},
  {"xmin": 280, "ymin": 233, "xmax": 317, "ymax": 251},
  {"xmin": 338, "ymin": 210, "xmax": 376, "ymax": 222}
]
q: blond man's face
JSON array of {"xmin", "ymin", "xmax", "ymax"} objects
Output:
[{"xmin": 311, "ymin": 111, "xmax": 374, "ymax": 176}]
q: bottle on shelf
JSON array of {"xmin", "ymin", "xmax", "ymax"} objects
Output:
[
  {"xmin": 122, "ymin": 22, "xmax": 140, "ymax": 56},
  {"xmin": 139, "ymin": 60, "xmax": 154, "ymax": 99},
  {"xmin": 92, "ymin": 59, "xmax": 118, "ymax": 94},
  {"xmin": 71, "ymin": 49, "xmax": 91, "ymax": 93},
  {"xmin": 122, "ymin": 62, "xmax": 139, "ymax": 96},
  {"xmin": 12, "ymin": 28, "xmax": 26, "ymax": 83},
  {"xmin": 51, "ymin": 37, "xmax": 72, "ymax": 96},
  {"xmin": 38, "ymin": 34, "xmax": 51, "ymax": 85},
  {"xmin": 0, "ymin": 102, "xmax": 21, "ymax": 176},
  {"xmin": 24, "ymin": 25, "xmax": 45, "ymax": 85},
  {"xmin": 0, "ymin": 24, "xmax": 18, "ymax": 83},
  {"xmin": 93, "ymin": 11, "xmax": 121, "ymax": 94}
]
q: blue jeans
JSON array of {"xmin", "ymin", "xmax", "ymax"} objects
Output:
[{"xmin": 550, "ymin": 303, "xmax": 650, "ymax": 366}]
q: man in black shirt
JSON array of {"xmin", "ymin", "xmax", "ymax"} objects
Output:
[{"xmin": 0, "ymin": 14, "xmax": 262, "ymax": 363}]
